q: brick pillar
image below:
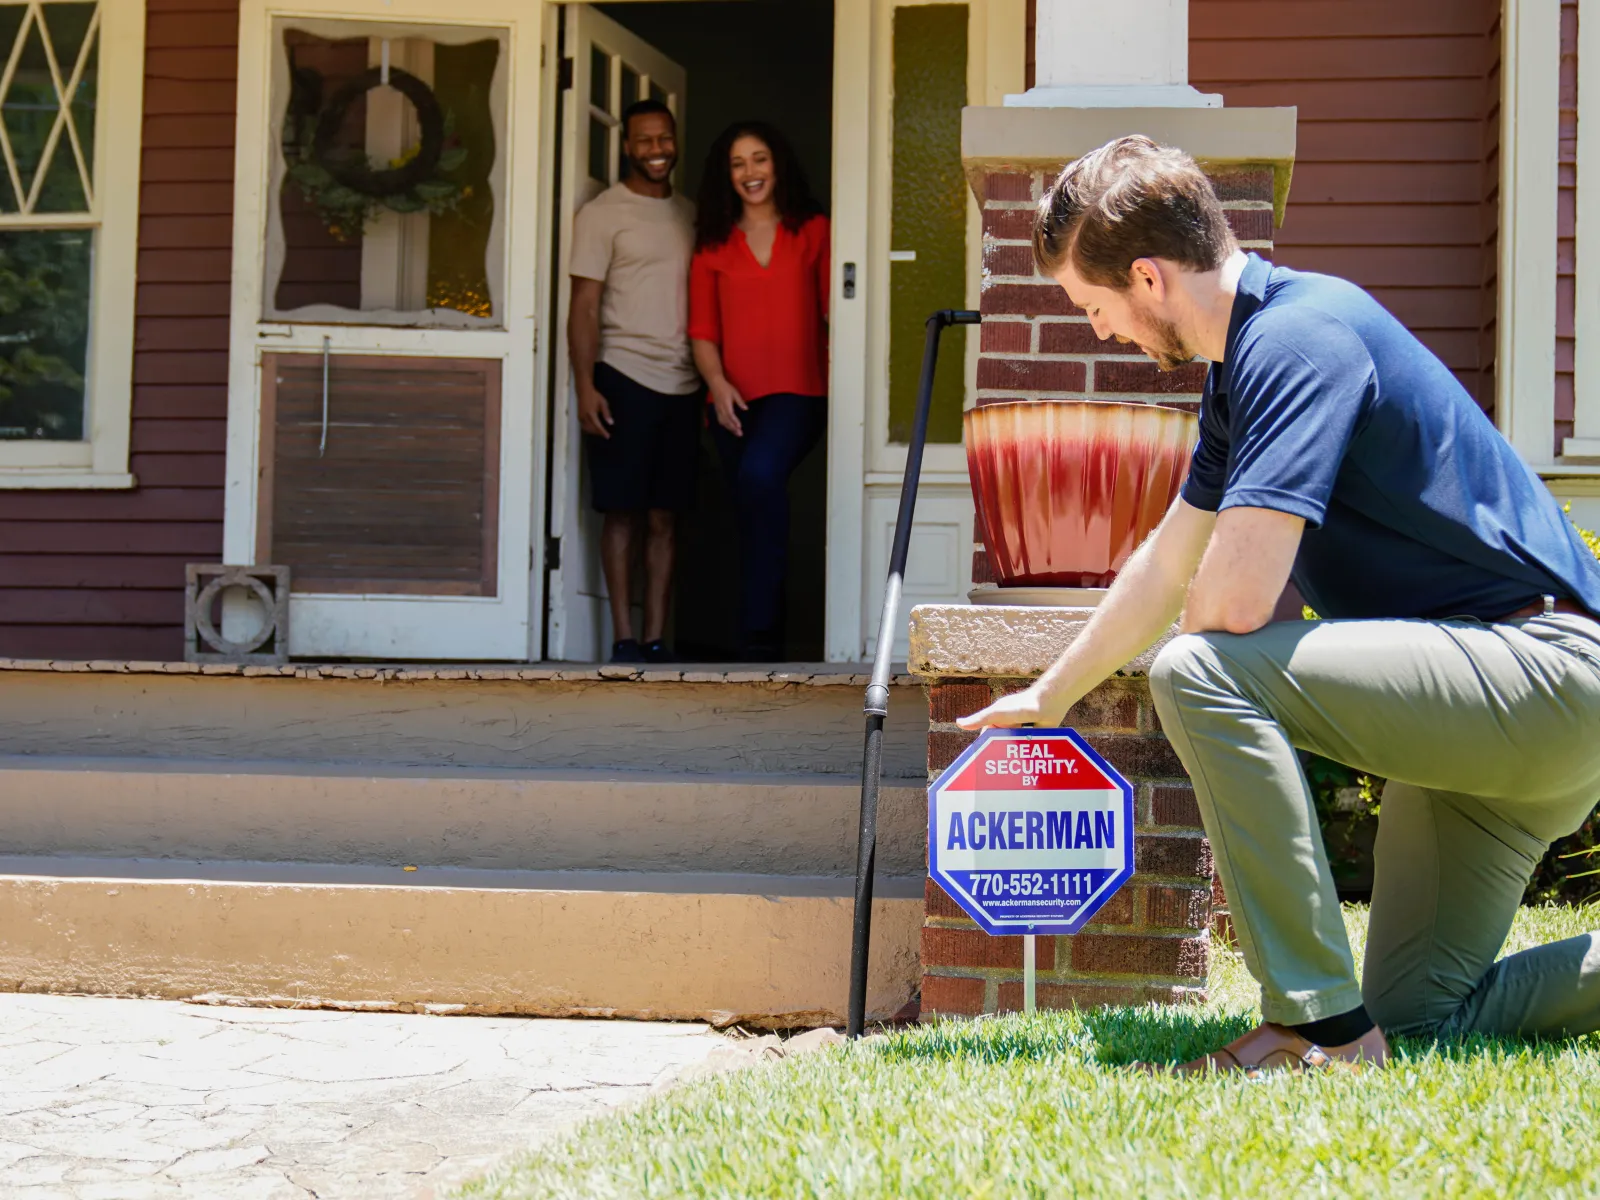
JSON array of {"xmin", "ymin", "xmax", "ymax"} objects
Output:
[
  {"xmin": 910, "ymin": 605, "xmax": 1212, "ymax": 1018},
  {"xmin": 976, "ymin": 164, "xmax": 1275, "ymax": 402}
]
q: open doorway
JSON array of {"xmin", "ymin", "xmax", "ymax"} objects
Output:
[{"xmin": 549, "ymin": 0, "xmax": 835, "ymax": 663}]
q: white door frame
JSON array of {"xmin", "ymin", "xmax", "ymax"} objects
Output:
[
  {"xmin": 827, "ymin": 0, "xmax": 1026, "ymax": 661},
  {"xmin": 541, "ymin": 6, "xmax": 687, "ymax": 662},
  {"xmin": 223, "ymin": 0, "xmax": 548, "ymax": 660}
]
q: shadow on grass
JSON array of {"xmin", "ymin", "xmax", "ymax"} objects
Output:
[
  {"xmin": 872, "ymin": 1009, "xmax": 1599, "ymax": 1071},
  {"xmin": 870, "ymin": 1006, "xmax": 1258, "ymax": 1069},
  {"xmin": 1078, "ymin": 1007, "xmax": 1256, "ymax": 1067}
]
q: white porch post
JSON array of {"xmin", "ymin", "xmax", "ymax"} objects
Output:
[{"xmin": 1010, "ymin": 0, "xmax": 1219, "ymax": 109}]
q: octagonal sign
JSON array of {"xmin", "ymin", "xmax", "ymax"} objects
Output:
[{"xmin": 928, "ymin": 728, "xmax": 1135, "ymax": 936}]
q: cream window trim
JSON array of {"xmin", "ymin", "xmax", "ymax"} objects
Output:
[
  {"xmin": 1497, "ymin": 0, "xmax": 1561, "ymax": 467},
  {"xmin": 1566, "ymin": 0, "xmax": 1600, "ymax": 458},
  {"xmin": 0, "ymin": 0, "xmax": 143, "ymax": 489}
]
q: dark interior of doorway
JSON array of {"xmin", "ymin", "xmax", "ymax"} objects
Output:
[{"xmin": 597, "ymin": 0, "xmax": 834, "ymax": 662}]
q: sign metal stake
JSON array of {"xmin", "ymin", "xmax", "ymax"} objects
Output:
[{"xmin": 1023, "ymin": 934, "xmax": 1037, "ymax": 1015}]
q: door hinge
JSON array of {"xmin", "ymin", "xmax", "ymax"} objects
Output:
[
  {"xmin": 558, "ymin": 56, "xmax": 574, "ymax": 91},
  {"xmin": 545, "ymin": 535, "xmax": 562, "ymax": 571}
]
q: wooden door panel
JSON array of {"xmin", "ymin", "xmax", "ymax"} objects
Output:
[{"xmin": 257, "ymin": 353, "xmax": 500, "ymax": 596}]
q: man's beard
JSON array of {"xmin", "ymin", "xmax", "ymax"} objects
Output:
[
  {"xmin": 1133, "ymin": 311, "xmax": 1194, "ymax": 372},
  {"xmin": 627, "ymin": 153, "xmax": 675, "ymax": 183}
]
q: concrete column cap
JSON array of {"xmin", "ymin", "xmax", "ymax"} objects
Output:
[
  {"xmin": 961, "ymin": 104, "xmax": 1298, "ymax": 225},
  {"xmin": 908, "ymin": 603, "xmax": 1180, "ymax": 680}
]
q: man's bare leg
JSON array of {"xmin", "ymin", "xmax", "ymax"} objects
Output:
[
  {"xmin": 643, "ymin": 509, "xmax": 675, "ymax": 645},
  {"xmin": 600, "ymin": 512, "xmax": 639, "ymax": 644}
]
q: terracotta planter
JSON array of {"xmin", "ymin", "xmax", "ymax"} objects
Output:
[{"xmin": 965, "ymin": 400, "xmax": 1199, "ymax": 588}]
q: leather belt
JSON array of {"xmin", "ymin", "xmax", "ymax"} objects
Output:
[{"xmin": 1498, "ymin": 597, "xmax": 1592, "ymax": 622}]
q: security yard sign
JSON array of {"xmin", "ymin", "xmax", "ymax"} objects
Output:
[{"xmin": 928, "ymin": 728, "xmax": 1135, "ymax": 936}]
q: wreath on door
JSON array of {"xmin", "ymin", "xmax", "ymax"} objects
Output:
[{"xmin": 283, "ymin": 66, "xmax": 470, "ymax": 241}]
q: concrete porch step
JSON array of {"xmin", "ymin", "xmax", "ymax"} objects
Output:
[
  {"xmin": 0, "ymin": 857, "xmax": 922, "ymax": 1027},
  {"xmin": 0, "ymin": 756, "xmax": 927, "ymax": 877}
]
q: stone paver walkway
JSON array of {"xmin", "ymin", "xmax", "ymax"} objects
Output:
[{"xmin": 0, "ymin": 994, "xmax": 724, "ymax": 1199}]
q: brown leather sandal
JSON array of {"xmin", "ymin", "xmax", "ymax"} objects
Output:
[{"xmin": 1139, "ymin": 1021, "xmax": 1385, "ymax": 1079}]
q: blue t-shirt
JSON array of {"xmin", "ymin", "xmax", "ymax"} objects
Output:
[{"xmin": 1182, "ymin": 254, "xmax": 1600, "ymax": 620}]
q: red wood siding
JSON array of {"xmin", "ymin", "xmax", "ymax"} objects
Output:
[
  {"xmin": 1191, "ymin": 0, "xmax": 1503, "ymax": 411},
  {"xmin": 1481, "ymin": 5, "xmax": 1501, "ymax": 431},
  {"xmin": 1558, "ymin": 0, "xmax": 1577, "ymax": 451},
  {"xmin": 0, "ymin": 0, "xmax": 236, "ymax": 658}
]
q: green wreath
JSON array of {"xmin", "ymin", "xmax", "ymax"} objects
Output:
[{"xmin": 283, "ymin": 66, "xmax": 470, "ymax": 242}]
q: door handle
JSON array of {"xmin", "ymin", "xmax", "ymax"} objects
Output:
[
  {"xmin": 889, "ymin": 250, "xmax": 917, "ymax": 263},
  {"xmin": 319, "ymin": 336, "xmax": 330, "ymax": 457}
]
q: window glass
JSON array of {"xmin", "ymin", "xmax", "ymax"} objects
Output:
[
  {"xmin": 888, "ymin": 4, "xmax": 968, "ymax": 445},
  {"xmin": 0, "ymin": 229, "xmax": 90, "ymax": 439},
  {"xmin": 267, "ymin": 21, "xmax": 506, "ymax": 325},
  {"xmin": 0, "ymin": 0, "xmax": 100, "ymax": 441},
  {"xmin": 588, "ymin": 114, "xmax": 609, "ymax": 185}
]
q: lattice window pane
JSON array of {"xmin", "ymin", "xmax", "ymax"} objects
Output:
[{"xmin": 0, "ymin": 0, "xmax": 99, "ymax": 217}]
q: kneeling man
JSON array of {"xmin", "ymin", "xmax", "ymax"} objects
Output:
[{"xmin": 960, "ymin": 135, "xmax": 1600, "ymax": 1074}]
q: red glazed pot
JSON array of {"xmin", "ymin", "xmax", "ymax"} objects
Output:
[{"xmin": 965, "ymin": 400, "xmax": 1199, "ymax": 588}]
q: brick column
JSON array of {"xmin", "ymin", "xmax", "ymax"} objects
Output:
[{"xmin": 910, "ymin": 604, "xmax": 1213, "ymax": 1017}]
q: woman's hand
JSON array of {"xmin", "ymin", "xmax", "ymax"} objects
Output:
[
  {"xmin": 710, "ymin": 379, "xmax": 748, "ymax": 436},
  {"xmin": 955, "ymin": 683, "xmax": 1064, "ymax": 731}
]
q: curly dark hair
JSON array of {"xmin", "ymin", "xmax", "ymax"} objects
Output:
[{"xmin": 695, "ymin": 121, "xmax": 822, "ymax": 250}]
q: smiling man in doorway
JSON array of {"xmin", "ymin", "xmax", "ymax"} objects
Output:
[
  {"xmin": 569, "ymin": 99, "xmax": 701, "ymax": 664},
  {"xmin": 959, "ymin": 135, "xmax": 1600, "ymax": 1075}
]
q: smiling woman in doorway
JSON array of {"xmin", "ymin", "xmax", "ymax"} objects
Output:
[{"xmin": 689, "ymin": 121, "xmax": 829, "ymax": 663}]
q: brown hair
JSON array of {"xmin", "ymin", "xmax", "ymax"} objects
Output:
[{"xmin": 1031, "ymin": 135, "xmax": 1236, "ymax": 288}]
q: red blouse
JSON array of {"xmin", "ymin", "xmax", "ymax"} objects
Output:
[{"xmin": 688, "ymin": 214, "xmax": 830, "ymax": 401}]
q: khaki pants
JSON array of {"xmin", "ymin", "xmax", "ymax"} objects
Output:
[{"xmin": 1149, "ymin": 613, "xmax": 1600, "ymax": 1037}]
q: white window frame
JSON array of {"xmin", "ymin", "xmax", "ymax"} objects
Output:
[
  {"xmin": 1497, "ymin": 0, "xmax": 1561, "ymax": 469},
  {"xmin": 0, "ymin": 0, "xmax": 143, "ymax": 488},
  {"xmin": 1565, "ymin": 0, "xmax": 1600, "ymax": 461}
]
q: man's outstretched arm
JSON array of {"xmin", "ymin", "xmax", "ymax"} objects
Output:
[{"xmin": 957, "ymin": 501, "xmax": 1303, "ymax": 729}]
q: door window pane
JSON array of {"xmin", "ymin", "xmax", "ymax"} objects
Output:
[
  {"xmin": 888, "ymin": 4, "xmax": 968, "ymax": 445},
  {"xmin": 588, "ymin": 114, "xmax": 609, "ymax": 185},
  {"xmin": 267, "ymin": 20, "xmax": 507, "ymax": 326},
  {"xmin": 0, "ymin": 229, "xmax": 91, "ymax": 441},
  {"xmin": 590, "ymin": 45, "xmax": 610, "ymax": 113}
]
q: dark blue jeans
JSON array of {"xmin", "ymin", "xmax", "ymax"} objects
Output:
[{"xmin": 712, "ymin": 392, "xmax": 826, "ymax": 648}]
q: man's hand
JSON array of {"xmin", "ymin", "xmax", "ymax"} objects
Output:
[
  {"xmin": 956, "ymin": 685, "xmax": 1059, "ymax": 731},
  {"xmin": 710, "ymin": 378, "xmax": 747, "ymax": 436},
  {"xmin": 578, "ymin": 382, "xmax": 613, "ymax": 438}
]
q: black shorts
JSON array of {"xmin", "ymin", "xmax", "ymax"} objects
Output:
[{"xmin": 585, "ymin": 362, "xmax": 703, "ymax": 513}]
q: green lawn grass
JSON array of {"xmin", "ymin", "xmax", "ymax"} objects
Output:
[{"xmin": 461, "ymin": 905, "xmax": 1600, "ymax": 1200}]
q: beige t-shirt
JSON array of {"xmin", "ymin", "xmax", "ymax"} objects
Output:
[{"xmin": 570, "ymin": 183, "xmax": 700, "ymax": 396}]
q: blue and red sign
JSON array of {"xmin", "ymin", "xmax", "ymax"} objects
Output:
[{"xmin": 928, "ymin": 727, "xmax": 1135, "ymax": 936}]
